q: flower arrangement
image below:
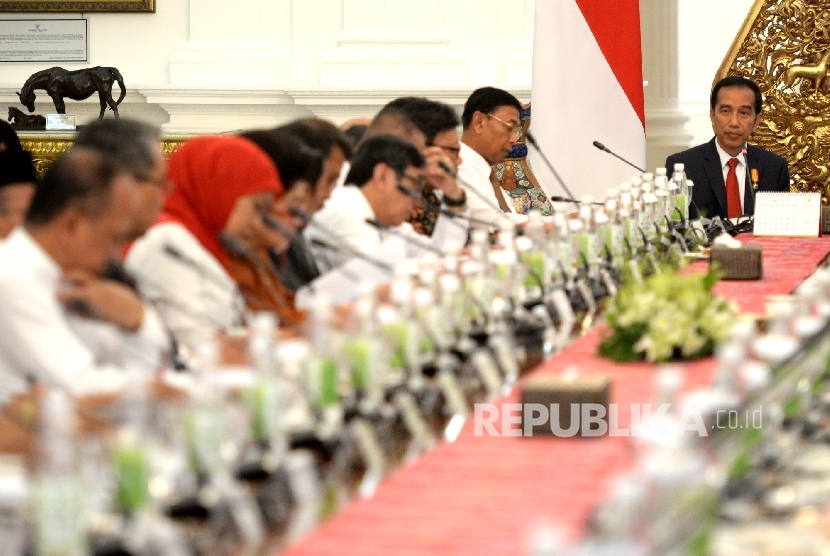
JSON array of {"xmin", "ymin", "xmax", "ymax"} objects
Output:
[{"xmin": 599, "ymin": 269, "xmax": 738, "ymax": 363}]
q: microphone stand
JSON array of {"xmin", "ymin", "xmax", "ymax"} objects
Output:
[
  {"xmin": 364, "ymin": 218, "xmax": 444, "ymax": 255},
  {"xmin": 295, "ymin": 210, "xmax": 395, "ymax": 272},
  {"xmin": 592, "ymin": 140, "xmax": 646, "ymax": 173},
  {"xmin": 525, "ymin": 131, "xmax": 579, "ymax": 205},
  {"xmin": 307, "ymin": 238, "xmax": 391, "ymax": 275},
  {"xmin": 549, "ymin": 195, "xmax": 604, "ymax": 206}
]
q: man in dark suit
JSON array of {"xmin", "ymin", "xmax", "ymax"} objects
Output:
[{"xmin": 665, "ymin": 76, "xmax": 790, "ymax": 219}]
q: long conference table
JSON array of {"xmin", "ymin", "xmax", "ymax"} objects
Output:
[{"xmin": 280, "ymin": 235, "xmax": 830, "ymax": 556}]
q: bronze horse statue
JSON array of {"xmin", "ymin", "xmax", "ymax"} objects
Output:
[
  {"xmin": 17, "ymin": 66, "xmax": 125, "ymax": 119},
  {"xmin": 8, "ymin": 106, "xmax": 46, "ymax": 128}
]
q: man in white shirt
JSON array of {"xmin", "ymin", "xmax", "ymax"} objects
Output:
[
  {"xmin": 0, "ymin": 148, "xmax": 168, "ymax": 401},
  {"xmin": 458, "ymin": 87, "xmax": 527, "ymax": 228},
  {"xmin": 306, "ymin": 134, "xmax": 466, "ymax": 272}
]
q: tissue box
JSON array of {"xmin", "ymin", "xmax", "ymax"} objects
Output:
[
  {"xmin": 520, "ymin": 374, "xmax": 611, "ymax": 437},
  {"xmin": 709, "ymin": 244, "xmax": 763, "ymax": 280}
]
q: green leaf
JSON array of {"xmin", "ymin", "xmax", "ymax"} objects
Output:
[{"xmin": 598, "ymin": 323, "xmax": 647, "ymax": 362}]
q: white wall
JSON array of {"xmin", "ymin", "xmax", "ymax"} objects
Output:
[
  {"xmin": 0, "ymin": 3, "xmax": 188, "ymax": 85},
  {"xmin": 678, "ymin": 0, "xmax": 756, "ymax": 145},
  {"xmin": 0, "ymin": 0, "xmax": 756, "ymax": 147}
]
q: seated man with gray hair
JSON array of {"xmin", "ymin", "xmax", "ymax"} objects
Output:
[{"xmin": 0, "ymin": 148, "xmax": 168, "ymax": 401}]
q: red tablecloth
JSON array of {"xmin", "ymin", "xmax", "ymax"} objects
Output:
[{"xmin": 281, "ymin": 235, "xmax": 830, "ymax": 556}]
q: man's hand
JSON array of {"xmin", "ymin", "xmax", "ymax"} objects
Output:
[
  {"xmin": 58, "ymin": 270, "xmax": 145, "ymax": 332},
  {"xmin": 421, "ymin": 146, "xmax": 466, "ymax": 213}
]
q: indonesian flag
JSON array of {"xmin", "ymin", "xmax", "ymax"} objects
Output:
[{"xmin": 529, "ymin": 0, "xmax": 646, "ymax": 201}]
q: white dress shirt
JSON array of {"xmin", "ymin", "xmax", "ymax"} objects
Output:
[
  {"xmin": 457, "ymin": 142, "xmax": 527, "ymax": 227},
  {"xmin": 715, "ymin": 141, "xmax": 748, "ymax": 214},
  {"xmin": 304, "ymin": 184, "xmax": 468, "ymax": 273},
  {"xmin": 125, "ymin": 222, "xmax": 244, "ymax": 352},
  {"xmin": 0, "ymin": 228, "xmax": 167, "ymax": 402}
]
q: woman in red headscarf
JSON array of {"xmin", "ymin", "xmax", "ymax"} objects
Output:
[
  {"xmin": 125, "ymin": 135, "xmax": 283, "ymax": 351},
  {"xmin": 225, "ymin": 129, "xmax": 324, "ymax": 329}
]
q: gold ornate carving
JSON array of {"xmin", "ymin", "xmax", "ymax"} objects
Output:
[
  {"xmin": 0, "ymin": 0, "xmax": 154, "ymax": 13},
  {"xmin": 17, "ymin": 132, "xmax": 188, "ymax": 178},
  {"xmin": 716, "ymin": 0, "xmax": 830, "ymax": 200}
]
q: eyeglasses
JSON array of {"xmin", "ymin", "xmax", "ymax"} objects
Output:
[
  {"xmin": 486, "ymin": 113, "xmax": 522, "ymax": 139},
  {"xmin": 427, "ymin": 143, "xmax": 462, "ymax": 156},
  {"xmin": 397, "ymin": 173, "xmax": 426, "ymax": 194}
]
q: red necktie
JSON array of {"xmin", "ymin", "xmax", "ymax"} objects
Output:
[{"xmin": 726, "ymin": 158, "xmax": 742, "ymax": 218}]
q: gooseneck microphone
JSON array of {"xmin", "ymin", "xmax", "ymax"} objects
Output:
[
  {"xmin": 364, "ymin": 218, "xmax": 444, "ymax": 255},
  {"xmin": 435, "ymin": 207, "xmax": 492, "ymax": 228},
  {"xmin": 261, "ymin": 213, "xmax": 296, "ymax": 241},
  {"xmin": 592, "ymin": 141, "xmax": 646, "ymax": 173},
  {"xmin": 307, "ymin": 238, "xmax": 388, "ymax": 277},
  {"xmin": 525, "ymin": 131, "xmax": 579, "ymax": 204},
  {"xmin": 741, "ymin": 144, "xmax": 755, "ymax": 215},
  {"xmin": 458, "ymin": 181, "xmax": 509, "ymax": 224},
  {"xmin": 437, "ymin": 160, "xmax": 457, "ymax": 178},
  {"xmin": 396, "ymin": 183, "xmax": 491, "ymax": 230},
  {"xmin": 549, "ymin": 195, "xmax": 604, "ymax": 206},
  {"xmin": 292, "ymin": 209, "xmax": 394, "ymax": 272}
]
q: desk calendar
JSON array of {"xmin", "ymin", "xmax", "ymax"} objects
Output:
[{"xmin": 753, "ymin": 192, "xmax": 821, "ymax": 237}]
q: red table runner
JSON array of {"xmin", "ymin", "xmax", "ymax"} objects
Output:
[{"xmin": 281, "ymin": 235, "xmax": 830, "ymax": 556}]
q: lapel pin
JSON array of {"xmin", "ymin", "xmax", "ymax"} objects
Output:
[{"xmin": 751, "ymin": 168, "xmax": 759, "ymax": 191}]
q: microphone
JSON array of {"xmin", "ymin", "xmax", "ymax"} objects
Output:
[
  {"xmin": 525, "ymin": 131, "xmax": 579, "ymax": 204},
  {"xmin": 103, "ymin": 258, "xmax": 138, "ymax": 290},
  {"xmin": 307, "ymin": 239, "xmax": 377, "ymax": 281},
  {"xmin": 437, "ymin": 160, "xmax": 458, "ymax": 178},
  {"xmin": 415, "ymin": 190, "xmax": 491, "ymax": 228},
  {"xmin": 163, "ymin": 243, "xmax": 239, "ymax": 288},
  {"xmin": 288, "ymin": 207, "xmax": 312, "ymax": 224},
  {"xmin": 218, "ymin": 232, "xmax": 250, "ymax": 259},
  {"xmin": 435, "ymin": 207, "xmax": 492, "ymax": 228},
  {"xmin": 592, "ymin": 141, "xmax": 646, "ymax": 173},
  {"xmin": 298, "ymin": 211, "xmax": 397, "ymax": 271},
  {"xmin": 395, "ymin": 183, "xmax": 481, "ymax": 234},
  {"xmin": 364, "ymin": 218, "xmax": 444, "ymax": 255},
  {"xmin": 742, "ymin": 145, "xmax": 755, "ymax": 215},
  {"xmin": 458, "ymin": 181, "xmax": 509, "ymax": 223},
  {"xmin": 549, "ymin": 195, "xmax": 604, "ymax": 206},
  {"xmin": 396, "ymin": 183, "xmax": 421, "ymax": 200},
  {"xmin": 261, "ymin": 213, "xmax": 295, "ymax": 241},
  {"xmin": 307, "ymin": 237, "xmax": 392, "ymax": 273}
]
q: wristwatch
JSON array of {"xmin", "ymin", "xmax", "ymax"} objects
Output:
[{"xmin": 444, "ymin": 189, "xmax": 467, "ymax": 207}]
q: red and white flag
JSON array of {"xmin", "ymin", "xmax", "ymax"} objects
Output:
[{"xmin": 529, "ymin": 0, "xmax": 646, "ymax": 201}]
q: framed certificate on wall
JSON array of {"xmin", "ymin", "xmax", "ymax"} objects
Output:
[
  {"xmin": 0, "ymin": 0, "xmax": 153, "ymax": 12},
  {"xmin": 0, "ymin": 19, "xmax": 88, "ymax": 62}
]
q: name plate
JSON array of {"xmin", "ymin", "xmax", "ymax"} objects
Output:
[
  {"xmin": 754, "ymin": 192, "xmax": 821, "ymax": 237},
  {"xmin": 46, "ymin": 114, "xmax": 76, "ymax": 131}
]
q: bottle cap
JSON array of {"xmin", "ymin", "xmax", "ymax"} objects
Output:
[
  {"xmin": 413, "ymin": 287, "xmax": 434, "ymax": 308},
  {"xmin": 390, "ymin": 278, "xmax": 412, "ymax": 306},
  {"xmin": 471, "ymin": 229, "xmax": 489, "ymax": 246},
  {"xmin": 249, "ymin": 311, "xmax": 277, "ymax": 337},
  {"xmin": 673, "ymin": 162, "xmax": 685, "ymax": 172}
]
